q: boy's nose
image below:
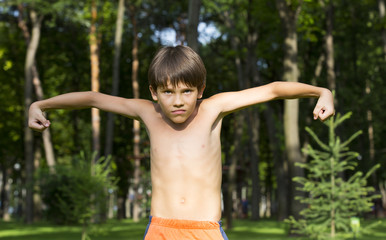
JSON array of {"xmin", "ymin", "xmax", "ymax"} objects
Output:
[{"xmin": 173, "ymin": 95, "xmax": 184, "ymax": 107}]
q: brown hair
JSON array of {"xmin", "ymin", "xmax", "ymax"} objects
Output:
[{"xmin": 148, "ymin": 45, "xmax": 206, "ymax": 91}]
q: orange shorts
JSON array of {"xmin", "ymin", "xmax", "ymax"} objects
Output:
[{"xmin": 143, "ymin": 216, "xmax": 229, "ymax": 240}]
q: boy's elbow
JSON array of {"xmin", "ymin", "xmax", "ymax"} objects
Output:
[
  {"xmin": 268, "ymin": 82, "xmax": 281, "ymax": 100},
  {"xmin": 85, "ymin": 91, "xmax": 100, "ymax": 107}
]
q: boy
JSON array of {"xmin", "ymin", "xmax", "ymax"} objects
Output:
[{"xmin": 29, "ymin": 45, "xmax": 334, "ymax": 240}]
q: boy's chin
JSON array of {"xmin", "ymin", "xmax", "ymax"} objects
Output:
[
  {"xmin": 169, "ymin": 116, "xmax": 189, "ymax": 124},
  {"xmin": 170, "ymin": 118, "xmax": 188, "ymax": 124}
]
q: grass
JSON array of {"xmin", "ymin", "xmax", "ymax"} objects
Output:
[{"xmin": 0, "ymin": 218, "xmax": 385, "ymax": 240}]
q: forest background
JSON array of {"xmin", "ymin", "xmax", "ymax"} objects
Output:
[{"xmin": 0, "ymin": 0, "xmax": 385, "ymax": 233}]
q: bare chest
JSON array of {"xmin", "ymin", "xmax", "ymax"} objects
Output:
[{"xmin": 151, "ymin": 125, "xmax": 212, "ymax": 158}]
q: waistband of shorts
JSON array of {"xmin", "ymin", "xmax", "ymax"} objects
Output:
[{"xmin": 149, "ymin": 216, "xmax": 221, "ymax": 229}]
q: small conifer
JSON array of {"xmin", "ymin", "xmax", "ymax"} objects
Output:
[{"xmin": 286, "ymin": 112, "xmax": 380, "ymax": 240}]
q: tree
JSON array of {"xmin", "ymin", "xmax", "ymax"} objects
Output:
[
  {"xmin": 17, "ymin": 4, "xmax": 56, "ymax": 174},
  {"xmin": 379, "ymin": 0, "xmax": 386, "ymax": 61},
  {"xmin": 105, "ymin": 0, "xmax": 125, "ymax": 159},
  {"xmin": 128, "ymin": 1, "xmax": 142, "ymax": 222},
  {"xmin": 90, "ymin": 0, "xmax": 101, "ymax": 162},
  {"xmin": 187, "ymin": 0, "xmax": 201, "ymax": 52},
  {"xmin": 104, "ymin": 0, "xmax": 125, "ymax": 220},
  {"xmin": 275, "ymin": 0, "xmax": 305, "ymax": 218},
  {"xmin": 20, "ymin": 3, "xmax": 43, "ymax": 224},
  {"xmin": 323, "ymin": 0, "xmax": 336, "ymax": 94},
  {"xmin": 286, "ymin": 112, "xmax": 380, "ymax": 239}
]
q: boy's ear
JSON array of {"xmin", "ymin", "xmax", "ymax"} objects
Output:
[
  {"xmin": 149, "ymin": 86, "xmax": 158, "ymax": 101},
  {"xmin": 197, "ymin": 85, "xmax": 205, "ymax": 99}
]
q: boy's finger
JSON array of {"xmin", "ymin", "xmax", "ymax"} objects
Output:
[
  {"xmin": 29, "ymin": 117, "xmax": 50, "ymax": 131},
  {"xmin": 37, "ymin": 113, "xmax": 50, "ymax": 127},
  {"xmin": 313, "ymin": 106, "xmax": 323, "ymax": 120},
  {"xmin": 29, "ymin": 121, "xmax": 47, "ymax": 132}
]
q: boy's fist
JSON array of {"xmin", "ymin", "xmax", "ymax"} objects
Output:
[
  {"xmin": 28, "ymin": 102, "xmax": 51, "ymax": 132},
  {"xmin": 313, "ymin": 89, "xmax": 335, "ymax": 121}
]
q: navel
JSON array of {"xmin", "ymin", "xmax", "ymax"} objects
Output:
[{"xmin": 180, "ymin": 198, "xmax": 185, "ymax": 204}]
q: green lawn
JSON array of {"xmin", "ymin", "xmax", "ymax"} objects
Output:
[{"xmin": 0, "ymin": 218, "xmax": 385, "ymax": 240}]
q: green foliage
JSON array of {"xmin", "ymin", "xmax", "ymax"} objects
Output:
[
  {"xmin": 38, "ymin": 152, "xmax": 117, "ymax": 226},
  {"xmin": 286, "ymin": 112, "xmax": 381, "ymax": 240}
]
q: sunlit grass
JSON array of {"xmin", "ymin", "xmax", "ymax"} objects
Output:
[{"xmin": 0, "ymin": 218, "xmax": 385, "ymax": 240}]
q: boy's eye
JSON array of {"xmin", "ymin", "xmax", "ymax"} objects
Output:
[
  {"xmin": 184, "ymin": 90, "xmax": 192, "ymax": 94},
  {"xmin": 163, "ymin": 91, "xmax": 172, "ymax": 94}
]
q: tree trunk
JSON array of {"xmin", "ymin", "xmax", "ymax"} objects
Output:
[
  {"xmin": 33, "ymin": 139, "xmax": 42, "ymax": 221},
  {"xmin": 129, "ymin": 4, "xmax": 142, "ymax": 222},
  {"xmin": 263, "ymin": 103, "xmax": 288, "ymax": 220},
  {"xmin": 226, "ymin": 115, "xmax": 244, "ymax": 230},
  {"xmin": 187, "ymin": 0, "xmax": 201, "ymax": 52},
  {"xmin": 105, "ymin": 0, "xmax": 125, "ymax": 158},
  {"xmin": 17, "ymin": 5, "xmax": 55, "ymax": 173},
  {"xmin": 302, "ymin": 53, "xmax": 325, "ymax": 164},
  {"xmin": 223, "ymin": 10, "xmax": 244, "ymax": 229},
  {"xmin": 90, "ymin": 0, "xmax": 101, "ymax": 162},
  {"xmin": 248, "ymin": 108, "xmax": 260, "ymax": 220},
  {"xmin": 246, "ymin": 0, "xmax": 261, "ymax": 220},
  {"xmin": 22, "ymin": 8, "xmax": 44, "ymax": 224},
  {"xmin": 379, "ymin": 0, "xmax": 386, "ymax": 61},
  {"xmin": 325, "ymin": 0, "xmax": 337, "ymax": 103},
  {"xmin": 376, "ymin": 3, "xmax": 385, "ymax": 204},
  {"xmin": 1, "ymin": 166, "xmax": 11, "ymax": 221},
  {"xmin": 104, "ymin": 0, "xmax": 125, "ymax": 221},
  {"xmin": 32, "ymin": 66, "xmax": 56, "ymax": 172},
  {"xmin": 275, "ymin": 0, "xmax": 305, "ymax": 219}
]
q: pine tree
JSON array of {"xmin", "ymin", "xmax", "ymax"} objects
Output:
[{"xmin": 286, "ymin": 112, "xmax": 380, "ymax": 240}]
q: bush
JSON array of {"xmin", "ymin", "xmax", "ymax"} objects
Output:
[{"xmin": 38, "ymin": 152, "xmax": 117, "ymax": 225}]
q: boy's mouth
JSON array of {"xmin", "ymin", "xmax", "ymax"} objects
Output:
[{"xmin": 172, "ymin": 110, "xmax": 186, "ymax": 115}]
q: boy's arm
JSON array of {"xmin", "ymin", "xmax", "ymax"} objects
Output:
[
  {"xmin": 29, "ymin": 91, "xmax": 149, "ymax": 132},
  {"xmin": 210, "ymin": 81, "xmax": 334, "ymax": 121}
]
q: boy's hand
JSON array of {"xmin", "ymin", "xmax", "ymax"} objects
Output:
[
  {"xmin": 28, "ymin": 102, "xmax": 51, "ymax": 132},
  {"xmin": 313, "ymin": 89, "xmax": 335, "ymax": 121}
]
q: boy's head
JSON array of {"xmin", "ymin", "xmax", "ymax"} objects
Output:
[{"xmin": 148, "ymin": 45, "xmax": 206, "ymax": 92}]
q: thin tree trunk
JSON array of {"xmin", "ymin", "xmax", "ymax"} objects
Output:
[
  {"xmin": 104, "ymin": 0, "xmax": 125, "ymax": 220},
  {"xmin": 187, "ymin": 0, "xmax": 201, "ymax": 52},
  {"xmin": 379, "ymin": 0, "xmax": 386, "ymax": 61},
  {"xmin": 22, "ymin": 8, "xmax": 43, "ymax": 224},
  {"xmin": 33, "ymin": 139, "xmax": 42, "ymax": 221},
  {"xmin": 226, "ymin": 115, "xmax": 243, "ymax": 230},
  {"xmin": 275, "ymin": 0, "xmax": 305, "ymax": 219},
  {"xmin": 32, "ymin": 66, "xmax": 56, "ymax": 172},
  {"xmin": 90, "ymin": 0, "xmax": 101, "ymax": 162},
  {"xmin": 302, "ymin": 53, "xmax": 324, "ymax": 164},
  {"xmin": 248, "ymin": 108, "xmax": 260, "ymax": 220},
  {"xmin": 129, "ymin": 3, "xmax": 142, "ymax": 222},
  {"xmin": 105, "ymin": 0, "xmax": 125, "ymax": 158},
  {"xmin": 366, "ymin": 79, "xmax": 378, "ymax": 194},
  {"xmin": 1, "ymin": 166, "xmax": 11, "ymax": 221},
  {"xmin": 366, "ymin": 81, "xmax": 375, "ymax": 164},
  {"xmin": 263, "ymin": 103, "xmax": 288, "ymax": 220},
  {"xmin": 380, "ymin": 181, "xmax": 386, "ymax": 211},
  {"xmin": 17, "ymin": 5, "xmax": 55, "ymax": 173},
  {"xmin": 325, "ymin": 0, "xmax": 337, "ymax": 102},
  {"xmin": 375, "ymin": 2, "xmax": 385, "ymax": 203},
  {"xmin": 246, "ymin": 0, "xmax": 261, "ymax": 221},
  {"xmin": 222, "ymin": 9, "xmax": 245, "ymax": 229}
]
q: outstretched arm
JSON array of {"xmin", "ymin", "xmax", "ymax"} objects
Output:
[
  {"xmin": 209, "ymin": 81, "xmax": 335, "ymax": 121},
  {"xmin": 29, "ymin": 91, "xmax": 150, "ymax": 132}
]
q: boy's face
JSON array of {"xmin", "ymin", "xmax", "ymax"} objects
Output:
[{"xmin": 150, "ymin": 81, "xmax": 204, "ymax": 124}]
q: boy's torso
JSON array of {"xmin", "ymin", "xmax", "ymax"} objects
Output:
[{"xmin": 140, "ymin": 99, "xmax": 224, "ymax": 221}]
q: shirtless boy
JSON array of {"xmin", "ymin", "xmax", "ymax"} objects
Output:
[{"xmin": 29, "ymin": 45, "xmax": 334, "ymax": 240}]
